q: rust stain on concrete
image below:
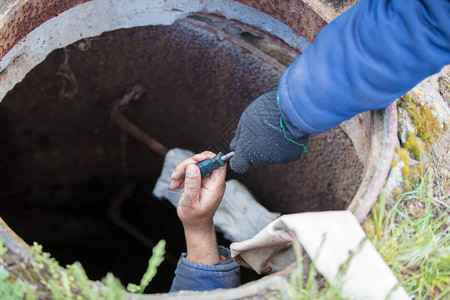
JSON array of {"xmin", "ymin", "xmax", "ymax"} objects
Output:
[
  {"xmin": 238, "ymin": 0, "xmax": 327, "ymax": 42},
  {"xmin": 0, "ymin": 0, "xmax": 328, "ymax": 60},
  {"xmin": 0, "ymin": 0, "xmax": 90, "ymax": 59}
]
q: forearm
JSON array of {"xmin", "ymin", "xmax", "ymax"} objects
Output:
[
  {"xmin": 170, "ymin": 219, "xmax": 241, "ymax": 293},
  {"xmin": 184, "ymin": 222, "xmax": 220, "ymax": 265}
]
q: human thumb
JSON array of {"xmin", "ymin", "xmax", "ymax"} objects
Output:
[{"xmin": 184, "ymin": 164, "xmax": 201, "ymax": 194}]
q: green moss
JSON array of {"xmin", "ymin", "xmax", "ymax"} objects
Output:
[
  {"xmin": 443, "ymin": 122, "xmax": 449, "ymax": 132},
  {"xmin": 401, "ymin": 92, "xmax": 412, "ymax": 102},
  {"xmin": 405, "ymin": 102, "xmax": 441, "ymax": 145},
  {"xmin": 418, "ymin": 105, "xmax": 441, "ymax": 143},
  {"xmin": 399, "ymin": 92, "xmax": 442, "ymax": 148},
  {"xmin": 396, "ymin": 147, "xmax": 410, "ymax": 181},
  {"xmin": 402, "ymin": 166, "xmax": 410, "ymax": 183},
  {"xmin": 393, "ymin": 141, "xmax": 430, "ymax": 190},
  {"xmin": 403, "ymin": 132, "xmax": 426, "ymax": 159},
  {"xmin": 391, "ymin": 160, "xmax": 398, "ymax": 168},
  {"xmin": 396, "ymin": 147, "xmax": 410, "ymax": 165}
]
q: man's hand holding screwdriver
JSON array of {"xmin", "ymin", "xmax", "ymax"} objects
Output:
[{"xmin": 170, "ymin": 151, "xmax": 227, "ymax": 265}]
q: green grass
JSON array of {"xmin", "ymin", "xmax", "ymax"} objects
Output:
[
  {"xmin": 366, "ymin": 172, "xmax": 449, "ymax": 299},
  {"xmin": 283, "ymin": 236, "xmax": 347, "ymax": 299}
]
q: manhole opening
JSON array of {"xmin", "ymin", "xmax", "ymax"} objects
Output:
[{"xmin": 0, "ymin": 16, "xmax": 363, "ymax": 292}]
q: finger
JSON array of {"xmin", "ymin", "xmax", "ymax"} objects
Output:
[
  {"xmin": 171, "ymin": 151, "xmax": 216, "ymax": 189},
  {"xmin": 171, "ymin": 152, "xmax": 215, "ymax": 181},
  {"xmin": 169, "ymin": 178, "xmax": 183, "ymax": 190},
  {"xmin": 192, "ymin": 151, "xmax": 216, "ymax": 161},
  {"xmin": 177, "ymin": 151, "xmax": 217, "ymax": 189},
  {"xmin": 206, "ymin": 164, "xmax": 227, "ymax": 189},
  {"xmin": 182, "ymin": 164, "xmax": 202, "ymax": 203},
  {"xmin": 230, "ymin": 151, "xmax": 250, "ymax": 173}
]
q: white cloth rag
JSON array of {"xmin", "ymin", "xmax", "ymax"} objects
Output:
[
  {"xmin": 152, "ymin": 148, "xmax": 280, "ymax": 242},
  {"xmin": 230, "ymin": 211, "xmax": 410, "ymax": 300}
]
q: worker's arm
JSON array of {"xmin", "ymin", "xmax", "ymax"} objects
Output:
[
  {"xmin": 230, "ymin": 0, "xmax": 450, "ymax": 173},
  {"xmin": 169, "ymin": 152, "xmax": 240, "ymax": 292}
]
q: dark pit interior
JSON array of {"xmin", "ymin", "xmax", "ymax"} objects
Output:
[{"xmin": 0, "ymin": 16, "xmax": 363, "ymax": 293}]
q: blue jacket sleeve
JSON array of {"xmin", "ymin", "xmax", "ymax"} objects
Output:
[
  {"xmin": 169, "ymin": 246, "xmax": 241, "ymax": 292},
  {"xmin": 278, "ymin": 0, "xmax": 450, "ymax": 136}
]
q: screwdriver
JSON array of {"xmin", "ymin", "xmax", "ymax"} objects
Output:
[{"xmin": 184, "ymin": 152, "xmax": 235, "ymax": 178}]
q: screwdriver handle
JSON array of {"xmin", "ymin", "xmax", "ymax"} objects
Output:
[{"xmin": 184, "ymin": 152, "xmax": 227, "ymax": 178}]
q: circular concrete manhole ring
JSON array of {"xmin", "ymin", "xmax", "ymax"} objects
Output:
[{"xmin": 0, "ymin": 0, "xmax": 397, "ymax": 298}]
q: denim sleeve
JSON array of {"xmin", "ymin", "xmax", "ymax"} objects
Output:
[
  {"xmin": 278, "ymin": 0, "xmax": 450, "ymax": 136},
  {"xmin": 169, "ymin": 246, "xmax": 241, "ymax": 292}
]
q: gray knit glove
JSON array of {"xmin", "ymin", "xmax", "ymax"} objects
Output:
[{"xmin": 229, "ymin": 91, "xmax": 308, "ymax": 173}]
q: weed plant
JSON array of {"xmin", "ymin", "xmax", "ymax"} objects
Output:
[
  {"xmin": 127, "ymin": 240, "xmax": 165, "ymax": 294},
  {"xmin": 284, "ymin": 238, "xmax": 347, "ymax": 299},
  {"xmin": 367, "ymin": 173, "xmax": 449, "ymax": 299},
  {"xmin": 0, "ymin": 239, "xmax": 166, "ymax": 299}
]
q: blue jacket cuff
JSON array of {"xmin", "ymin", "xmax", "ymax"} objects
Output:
[
  {"xmin": 278, "ymin": 67, "xmax": 321, "ymax": 135},
  {"xmin": 169, "ymin": 246, "xmax": 241, "ymax": 292}
]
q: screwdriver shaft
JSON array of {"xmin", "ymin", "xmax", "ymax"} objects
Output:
[{"xmin": 220, "ymin": 151, "xmax": 235, "ymax": 161}]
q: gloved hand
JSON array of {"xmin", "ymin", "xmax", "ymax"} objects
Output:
[{"xmin": 230, "ymin": 91, "xmax": 309, "ymax": 173}]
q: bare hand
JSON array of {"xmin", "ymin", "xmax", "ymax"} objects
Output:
[
  {"xmin": 170, "ymin": 151, "xmax": 226, "ymax": 264},
  {"xmin": 170, "ymin": 151, "xmax": 227, "ymax": 230}
]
